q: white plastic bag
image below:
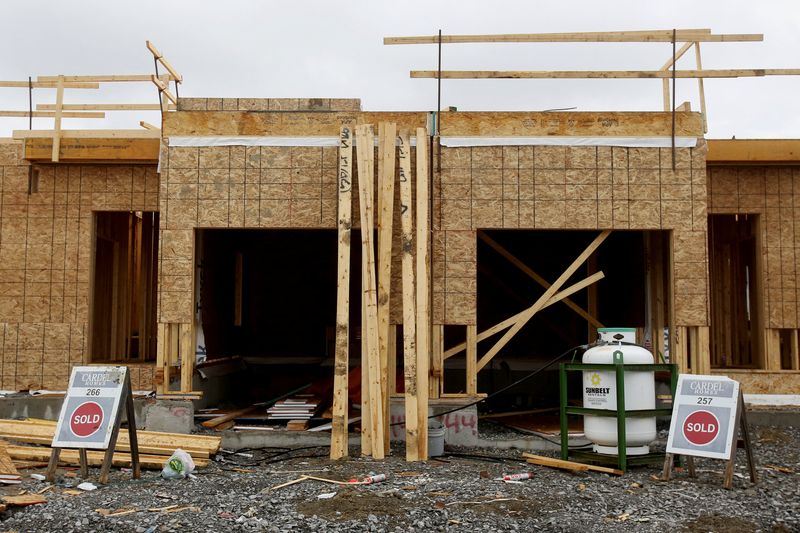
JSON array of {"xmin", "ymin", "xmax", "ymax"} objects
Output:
[{"xmin": 161, "ymin": 448, "xmax": 195, "ymax": 479}]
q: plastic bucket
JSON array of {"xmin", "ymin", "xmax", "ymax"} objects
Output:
[{"xmin": 428, "ymin": 423, "xmax": 445, "ymax": 457}]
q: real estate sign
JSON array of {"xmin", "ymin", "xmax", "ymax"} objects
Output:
[
  {"xmin": 52, "ymin": 366, "xmax": 127, "ymax": 449},
  {"xmin": 666, "ymin": 374, "xmax": 740, "ymax": 460}
]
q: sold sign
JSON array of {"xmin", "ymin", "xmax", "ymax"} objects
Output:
[
  {"xmin": 682, "ymin": 410, "xmax": 719, "ymax": 446},
  {"xmin": 70, "ymin": 402, "xmax": 104, "ymax": 438}
]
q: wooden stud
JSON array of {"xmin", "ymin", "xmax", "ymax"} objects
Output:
[
  {"xmin": 44, "ymin": 447, "xmax": 61, "ymax": 482},
  {"xmin": 387, "ymin": 324, "xmax": 397, "ymax": 396},
  {"xmin": 151, "ymin": 76, "xmax": 178, "ymax": 105},
  {"xmin": 673, "ymin": 326, "xmax": 688, "ymax": 372},
  {"xmin": 331, "ymin": 125, "xmax": 353, "ymax": 460},
  {"xmin": 415, "ymin": 127, "xmax": 431, "ymax": 459},
  {"xmin": 155, "ymin": 323, "xmax": 168, "ymax": 394},
  {"xmin": 385, "ymin": 29, "xmax": 762, "ymax": 44},
  {"xmin": 478, "ymin": 231, "xmax": 610, "ymax": 371},
  {"xmin": 180, "ymin": 323, "xmax": 194, "ymax": 393},
  {"xmin": 398, "ymin": 131, "xmax": 420, "ymax": 461},
  {"xmin": 430, "ymin": 326, "xmax": 443, "ymax": 399},
  {"xmin": 695, "ymin": 326, "xmax": 711, "ymax": 374},
  {"xmin": 376, "ymin": 122, "xmax": 397, "ymax": 455},
  {"xmin": 355, "ymin": 124, "xmax": 385, "ymax": 458},
  {"xmin": 791, "ymin": 330, "xmax": 800, "ymax": 371},
  {"xmin": 38, "ymin": 74, "xmax": 178, "ymax": 83},
  {"xmin": 139, "ymin": 121, "xmax": 159, "ymax": 130},
  {"xmin": 765, "ymin": 329, "xmax": 782, "ymax": 370},
  {"xmin": 410, "ymin": 68, "xmax": 800, "ymax": 79},
  {"xmin": 466, "ymin": 325, "xmax": 478, "ymax": 395},
  {"xmin": 51, "ymin": 75, "xmax": 64, "ymax": 162},
  {"xmin": 478, "ymin": 231, "xmax": 603, "ymax": 329}
]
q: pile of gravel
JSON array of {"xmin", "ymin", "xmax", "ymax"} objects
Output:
[{"xmin": 0, "ymin": 425, "xmax": 797, "ymax": 532}]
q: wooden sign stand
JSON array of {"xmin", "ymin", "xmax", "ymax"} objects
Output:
[
  {"xmin": 46, "ymin": 370, "xmax": 140, "ymax": 484},
  {"xmin": 662, "ymin": 389, "xmax": 757, "ymax": 489}
]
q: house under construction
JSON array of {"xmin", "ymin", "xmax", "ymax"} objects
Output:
[{"xmin": 1, "ymin": 30, "xmax": 799, "ymax": 460}]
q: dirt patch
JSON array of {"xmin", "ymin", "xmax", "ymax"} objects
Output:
[
  {"xmin": 757, "ymin": 427, "xmax": 792, "ymax": 445},
  {"xmin": 681, "ymin": 513, "xmax": 758, "ymax": 533},
  {"xmin": 447, "ymin": 497, "xmax": 553, "ymax": 517},
  {"xmin": 297, "ymin": 487, "xmax": 411, "ymax": 522}
]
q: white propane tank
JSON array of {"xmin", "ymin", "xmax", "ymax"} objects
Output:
[{"xmin": 582, "ymin": 328, "xmax": 656, "ymax": 456}]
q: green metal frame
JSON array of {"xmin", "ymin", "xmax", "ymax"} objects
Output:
[{"xmin": 559, "ymin": 359, "xmax": 678, "ymax": 472}]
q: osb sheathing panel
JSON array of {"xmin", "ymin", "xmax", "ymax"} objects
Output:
[
  {"xmin": 708, "ymin": 165, "xmax": 800, "ymax": 329},
  {"xmin": 0, "ymin": 140, "xmax": 158, "ymax": 390},
  {"xmin": 436, "ymin": 143, "xmax": 709, "ymax": 326},
  {"xmin": 711, "ymin": 370, "xmax": 800, "ymax": 394},
  {"xmin": 177, "ymin": 97, "xmax": 362, "ymax": 112}
]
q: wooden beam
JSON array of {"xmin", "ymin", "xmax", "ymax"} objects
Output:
[
  {"xmin": 330, "ymin": 126, "xmax": 353, "ymax": 460},
  {"xmin": 0, "ymin": 81, "xmax": 99, "ymax": 89},
  {"xmin": 13, "ymin": 129, "xmax": 161, "ymax": 139},
  {"xmin": 411, "ymin": 68, "xmax": 800, "ymax": 79},
  {"xmin": 707, "ymin": 139, "xmax": 800, "ymax": 163},
  {"xmin": 477, "ymin": 231, "xmax": 603, "ymax": 328},
  {"xmin": 146, "ymin": 41, "xmax": 184, "ymax": 83},
  {"xmin": 376, "ymin": 122, "xmax": 397, "ymax": 456},
  {"xmin": 23, "ymin": 138, "xmax": 160, "ymax": 162},
  {"xmin": 430, "ymin": 325, "xmax": 443, "ymax": 399},
  {"xmin": 355, "ymin": 124, "xmax": 385, "ymax": 458},
  {"xmin": 139, "ymin": 121, "xmax": 159, "ymax": 131},
  {"xmin": 0, "ymin": 110, "xmax": 105, "ymax": 119},
  {"xmin": 386, "ymin": 29, "xmax": 764, "ymax": 44},
  {"xmin": 398, "ymin": 131, "xmax": 420, "ymax": 461},
  {"xmin": 38, "ymin": 74, "xmax": 175, "ymax": 83},
  {"xmin": 477, "ymin": 231, "xmax": 610, "ymax": 371},
  {"xmin": 38, "ymin": 103, "xmax": 165, "ymax": 111},
  {"xmin": 151, "ymin": 76, "xmax": 177, "ymax": 105},
  {"xmin": 51, "ymin": 76, "xmax": 65, "ymax": 162},
  {"xmin": 415, "ymin": 127, "xmax": 430, "ymax": 459},
  {"xmin": 444, "ymin": 271, "xmax": 605, "ymax": 360}
]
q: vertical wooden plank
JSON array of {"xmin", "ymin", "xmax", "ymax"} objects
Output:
[
  {"xmin": 688, "ymin": 326, "xmax": 699, "ymax": 373},
  {"xmin": 360, "ymin": 303, "xmax": 371, "ymax": 456},
  {"xmin": 765, "ymin": 329, "xmax": 782, "ymax": 370},
  {"xmin": 791, "ymin": 330, "xmax": 799, "ymax": 370},
  {"xmin": 387, "ymin": 325, "xmax": 397, "ymax": 396},
  {"xmin": 51, "ymin": 75, "xmax": 64, "ymax": 162},
  {"xmin": 376, "ymin": 122, "xmax": 397, "ymax": 455},
  {"xmin": 695, "ymin": 325, "xmax": 711, "ymax": 374},
  {"xmin": 356, "ymin": 124, "xmax": 385, "ymax": 458},
  {"xmin": 587, "ymin": 252, "xmax": 599, "ymax": 343},
  {"xmin": 180, "ymin": 323, "xmax": 194, "ymax": 393},
  {"xmin": 674, "ymin": 326, "xmax": 688, "ymax": 373},
  {"xmin": 155, "ymin": 323, "xmax": 168, "ymax": 394},
  {"xmin": 331, "ymin": 125, "xmax": 353, "ymax": 460},
  {"xmin": 398, "ymin": 131, "xmax": 419, "ymax": 461},
  {"xmin": 430, "ymin": 325, "xmax": 443, "ymax": 398},
  {"xmin": 466, "ymin": 325, "xmax": 477, "ymax": 395},
  {"xmin": 125, "ymin": 371, "xmax": 141, "ymax": 479},
  {"xmin": 415, "ymin": 128, "xmax": 431, "ymax": 459}
]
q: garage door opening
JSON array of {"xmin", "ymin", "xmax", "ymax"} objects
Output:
[
  {"xmin": 196, "ymin": 229, "xmax": 363, "ymax": 407},
  {"xmin": 461, "ymin": 229, "xmax": 670, "ymax": 412}
]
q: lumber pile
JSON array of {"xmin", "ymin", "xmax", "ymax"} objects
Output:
[
  {"xmin": 266, "ymin": 395, "xmax": 320, "ymax": 421},
  {"xmin": 0, "ymin": 419, "xmax": 220, "ymax": 470}
]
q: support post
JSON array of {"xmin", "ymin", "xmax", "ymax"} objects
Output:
[
  {"xmin": 331, "ymin": 125, "xmax": 353, "ymax": 460},
  {"xmin": 415, "ymin": 127, "xmax": 431, "ymax": 459},
  {"xmin": 466, "ymin": 325, "xmax": 477, "ymax": 395}
]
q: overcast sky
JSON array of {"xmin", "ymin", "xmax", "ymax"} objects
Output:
[{"xmin": 1, "ymin": 0, "xmax": 798, "ymax": 139}]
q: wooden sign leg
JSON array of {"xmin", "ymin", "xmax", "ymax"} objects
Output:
[
  {"xmin": 125, "ymin": 374, "xmax": 141, "ymax": 480},
  {"xmin": 722, "ymin": 390, "xmax": 745, "ymax": 489},
  {"xmin": 686, "ymin": 456, "xmax": 696, "ymax": 478},
  {"xmin": 79, "ymin": 449, "xmax": 89, "ymax": 479},
  {"xmin": 739, "ymin": 391, "xmax": 758, "ymax": 484},
  {"xmin": 661, "ymin": 452, "xmax": 674, "ymax": 481},
  {"xmin": 45, "ymin": 447, "xmax": 62, "ymax": 482}
]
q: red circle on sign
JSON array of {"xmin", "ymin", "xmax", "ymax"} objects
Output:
[
  {"xmin": 70, "ymin": 401, "xmax": 104, "ymax": 438},
  {"xmin": 682, "ymin": 410, "xmax": 719, "ymax": 446}
]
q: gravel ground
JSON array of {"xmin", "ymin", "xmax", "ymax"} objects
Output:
[{"xmin": 1, "ymin": 425, "xmax": 798, "ymax": 533}]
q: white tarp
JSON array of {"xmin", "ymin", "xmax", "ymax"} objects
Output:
[{"xmin": 439, "ymin": 136, "xmax": 698, "ymax": 148}]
